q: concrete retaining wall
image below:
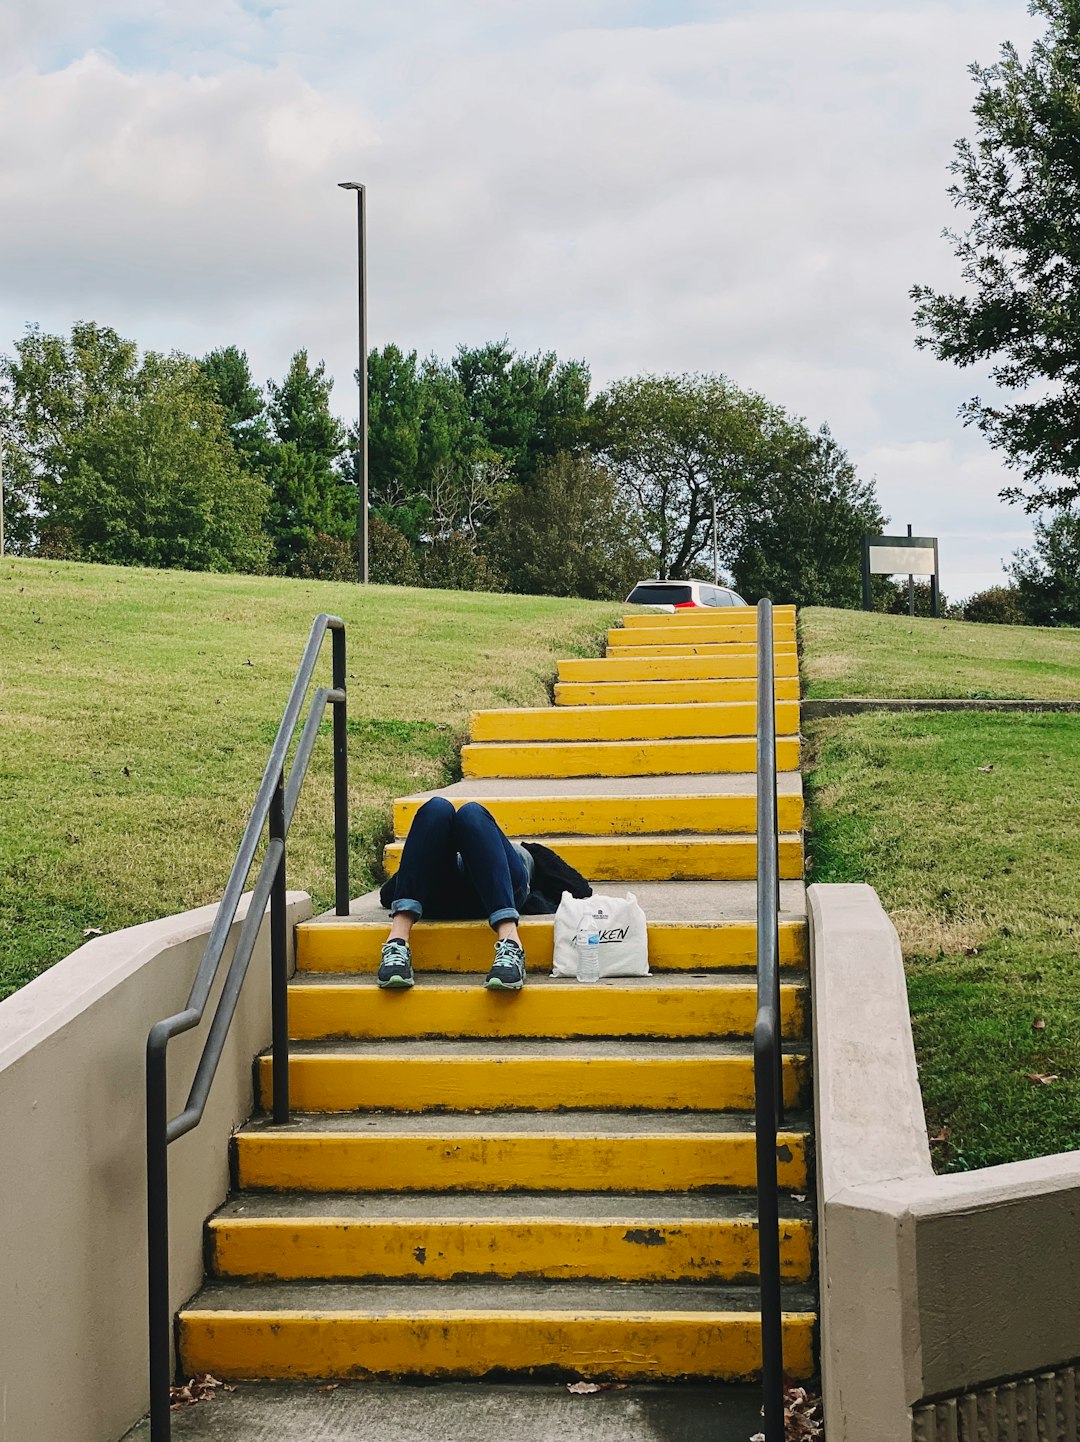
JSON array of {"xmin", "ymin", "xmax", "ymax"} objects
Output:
[
  {"xmin": 0, "ymin": 891, "xmax": 311, "ymax": 1442},
  {"xmin": 810, "ymin": 883, "xmax": 1080, "ymax": 1442}
]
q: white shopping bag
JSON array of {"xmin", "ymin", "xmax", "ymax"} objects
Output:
[{"xmin": 552, "ymin": 892, "xmax": 649, "ymax": 979}]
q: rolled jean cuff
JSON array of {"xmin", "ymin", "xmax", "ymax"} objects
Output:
[
  {"xmin": 488, "ymin": 905, "xmax": 520, "ymax": 929},
  {"xmin": 390, "ymin": 897, "xmax": 423, "ymax": 920}
]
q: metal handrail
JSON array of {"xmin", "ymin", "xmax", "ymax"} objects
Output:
[
  {"xmin": 755, "ymin": 596, "xmax": 785, "ymax": 1442},
  {"xmin": 145, "ymin": 614, "xmax": 349, "ymax": 1441}
]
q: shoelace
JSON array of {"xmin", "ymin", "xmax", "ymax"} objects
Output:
[
  {"xmin": 383, "ymin": 941, "xmax": 410, "ymax": 963},
  {"xmin": 493, "ymin": 940, "xmax": 523, "ymax": 967}
]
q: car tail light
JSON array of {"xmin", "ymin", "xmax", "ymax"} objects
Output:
[{"xmin": 673, "ymin": 600, "xmax": 701, "ymax": 609}]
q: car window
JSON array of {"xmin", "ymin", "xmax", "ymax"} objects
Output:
[{"xmin": 626, "ymin": 584, "xmax": 693, "ymax": 606}]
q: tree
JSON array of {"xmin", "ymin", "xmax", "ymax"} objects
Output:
[
  {"xmin": 485, "ymin": 451, "xmax": 648, "ymax": 599},
  {"xmin": 0, "ymin": 322, "xmax": 139, "ymax": 550},
  {"xmin": 911, "ymin": 1, "xmax": 1080, "ymax": 509},
  {"xmin": 590, "ymin": 373, "xmax": 803, "ymax": 580},
  {"xmin": 451, "ymin": 340, "xmax": 590, "ymax": 479},
  {"xmin": 1010, "ymin": 506, "xmax": 1080, "ymax": 622},
  {"xmin": 199, "ymin": 346, "xmax": 268, "ymax": 466},
  {"xmin": 46, "ymin": 353, "xmax": 269, "ymax": 572},
  {"xmin": 727, "ymin": 428, "xmax": 886, "ymax": 606},
  {"xmin": 963, "ymin": 585, "xmax": 1029, "ymax": 624},
  {"xmin": 265, "ymin": 350, "xmax": 354, "ymax": 570}
]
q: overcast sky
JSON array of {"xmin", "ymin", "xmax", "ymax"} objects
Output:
[{"xmin": 0, "ymin": 0, "xmax": 1047, "ymax": 598}]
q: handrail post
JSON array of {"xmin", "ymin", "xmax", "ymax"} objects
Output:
[
  {"xmin": 756, "ymin": 596, "xmax": 785, "ymax": 1442},
  {"xmin": 146, "ymin": 1037, "xmax": 172, "ymax": 1442},
  {"xmin": 755, "ymin": 1028, "xmax": 784, "ymax": 1442},
  {"xmin": 269, "ymin": 772, "xmax": 289, "ymax": 1123},
  {"xmin": 332, "ymin": 623, "xmax": 350, "ymax": 915}
]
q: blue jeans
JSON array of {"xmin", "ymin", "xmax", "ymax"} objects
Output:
[{"xmin": 389, "ymin": 797, "xmax": 529, "ymax": 929}]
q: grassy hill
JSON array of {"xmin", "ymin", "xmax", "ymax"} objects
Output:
[
  {"xmin": 801, "ymin": 607, "xmax": 1080, "ymax": 1170},
  {"xmin": 801, "ymin": 605, "xmax": 1080, "ymax": 699},
  {"xmin": 0, "ymin": 558, "xmax": 621, "ymax": 1000}
]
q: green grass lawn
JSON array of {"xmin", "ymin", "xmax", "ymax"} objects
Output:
[
  {"xmin": 800, "ymin": 606, "xmax": 1080, "ymax": 700},
  {"xmin": 803, "ymin": 614, "xmax": 1080, "ymax": 1169},
  {"xmin": 0, "ymin": 558, "xmax": 620, "ymax": 1000}
]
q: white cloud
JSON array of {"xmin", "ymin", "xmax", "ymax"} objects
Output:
[{"xmin": 0, "ymin": 1, "xmax": 1047, "ymax": 590}]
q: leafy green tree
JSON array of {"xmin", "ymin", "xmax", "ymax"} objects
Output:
[
  {"xmin": 590, "ymin": 373, "xmax": 802, "ymax": 580},
  {"xmin": 485, "ymin": 451, "xmax": 648, "ymax": 599},
  {"xmin": 265, "ymin": 350, "xmax": 354, "ymax": 570},
  {"xmin": 1010, "ymin": 507, "xmax": 1080, "ymax": 622},
  {"xmin": 451, "ymin": 340, "xmax": 590, "ymax": 478},
  {"xmin": 199, "ymin": 346, "xmax": 268, "ymax": 466},
  {"xmin": 47, "ymin": 353, "xmax": 269, "ymax": 572},
  {"xmin": 727, "ymin": 428, "xmax": 885, "ymax": 606},
  {"xmin": 912, "ymin": 1, "xmax": 1080, "ymax": 508},
  {"xmin": 0, "ymin": 322, "xmax": 139, "ymax": 549},
  {"xmin": 963, "ymin": 585, "xmax": 1029, "ymax": 624}
]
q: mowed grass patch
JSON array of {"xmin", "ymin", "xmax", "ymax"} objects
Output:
[
  {"xmin": 806, "ymin": 710, "xmax": 1080, "ymax": 1170},
  {"xmin": 0, "ymin": 558, "xmax": 620, "ymax": 999},
  {"xmin": 800, "ymin": 606, "xmax": 1080, "ymax": 700}
]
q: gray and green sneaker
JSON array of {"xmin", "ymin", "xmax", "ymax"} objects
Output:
[
  {"xmin": 485, "ymin": 937, "xmax": 526, "ymax": 991},
  {"xmin": 377, "ymin": 938, "xmax": 414, "ymax": 989}
]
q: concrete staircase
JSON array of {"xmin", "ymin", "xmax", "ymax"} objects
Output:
[{"xmin": 177, "ymin": 604, "xmax": 815, "ymax": 1399}]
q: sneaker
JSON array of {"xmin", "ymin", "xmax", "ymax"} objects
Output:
[
  {"xmin": 377, "ymin": 938, "xmax": 414, "ymax": 989},
  {"xmin": 485, "ymin": 937, "xmax": 526, "ymax": 991}
]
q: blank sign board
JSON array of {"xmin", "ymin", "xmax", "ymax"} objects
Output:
[
  {"xmin": 868, "ymin": 544, "xmax": 936, "ymax": 576},
  {"xmin": 862, "ymin": 532, "xmax": 940, "ymax": 615}
]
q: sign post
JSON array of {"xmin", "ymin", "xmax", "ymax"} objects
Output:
[{"xmin": 862, "ymin": 531, "xmax": 940, "ymax": 617}]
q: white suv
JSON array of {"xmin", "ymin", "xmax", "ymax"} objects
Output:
[{"xmin": 625, "ymin": 580, "xmax": 748, "ymax": 611}]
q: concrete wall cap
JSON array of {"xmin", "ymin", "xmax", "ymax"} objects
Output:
[{"xmin": 0, "ymin": 890, "xmax": 310, "ymax": 1070}]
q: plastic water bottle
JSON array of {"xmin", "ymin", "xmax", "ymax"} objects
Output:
[{"xmin": 577, "ymin": 921, "xmax": 601, "ymax": 983}]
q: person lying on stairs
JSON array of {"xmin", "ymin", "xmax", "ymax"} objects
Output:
[{"xmin": 378, "ymin": 796, "xmax": 591, "ymax": 991}]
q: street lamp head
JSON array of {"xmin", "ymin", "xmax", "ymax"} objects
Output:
[{"xmin": 338, "ymin": 181, "xmax": 364, "ymax": 191}]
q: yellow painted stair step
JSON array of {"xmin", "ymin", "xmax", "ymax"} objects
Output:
[
  {"xmin": 393, "ymin": 791, "xmax": 804, "ymax": 837},
  {"xmin": 295, "ymin": 918, "xmax": 809, "ymax": 974},
  {"xmin": 256, "ymin": 1047, "xmax": 809, "ymax": 1113},
  {"xmin": 469, "ymin": 700, "xmax": 800, "ymax": 742},
  {"xmin": 383, "ymin": 834, "xmax": 805, "ymax": 883},
  {"xmin": 233, "ymin": 1125, "xmax": 810, "ymax": 1192},
  {"xmin": 461, "ymin": 736, "xmax": 801, "ymax": 779},
  {"xmin": 559, "ymin": 655, "xmax": 798, "ymax": 683},
  {"xmin": 607, "ymin": 625, "xmax": 795, "ymax": 648},
  {"xmin": 554, "ymin": 678, "xmax": 801, "ymax": 706},
  {"xmin": 286, "ymin": 979, "xmax": 809, "ymax": 1041},
  {"xmin": 605, "ymin": 643, "xmax": 796, "ymax": 660},
  {"xmin": 207, "ymin": 1214, "xmax": 814, "ymax": 1284},
  {"xmin": 621, "ymin": 606, "xmax": 796, "ymax": 628},
  {"xmin": 178, "ymin": 1302, "xmax": 817, "ymax": 1382}
]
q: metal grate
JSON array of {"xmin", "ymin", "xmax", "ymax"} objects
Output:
[{"xmin": 912, "ymin": 1364, "xmax": 1079, "ymax": 1441}]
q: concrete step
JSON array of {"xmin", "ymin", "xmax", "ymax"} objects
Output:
[
  {"xmin": 461, "ymin": 736, "xmax": 801, "ymax": 779},
  {"xmin": 621, "ymin": 606, "xmax": 796, "ymax": 629},
  {"xmin": 296, "ymin": 881, "xmax": 808, "ymax": 974},
  {"xmin": 178, "ymin": 1279, "xmax": 817, "ymax": 1383},
  {"xmin": 554, "ymin": 677, "xmax": 802, "ymax": 706},
  {"xmin": 119, "ymin": 1378, "xmax": 779, "ymax": 1442},
  {"xmin": 233, "ymin": 1110, "xmax": 812, "ymax": 1193},
  {"xmin": 286, "ymin": 972, "xmax": 809, "ymax": 1042},
  {"xmin": 469, "ymin": 700, "xmax": 800, "ymax": 743},
  {"xmin": 383, "ymin": 832, "xmax": 804, "ymax": 883},
  {"xmin": 394, "ymin": 773, "xmax": 803, "ymax": 838},
  {"xmin": 207, "ymin": 1191, "xmax": 814, "ymax": 1284},
  {"xmin": 256, "ymin": 1039, "xmax": 810, "ymax": 1114},
  {"xmin": 607, "ymin": 625, "xmax": 795, "ymax": 648},
  {"xmin": 558, "ymin": 655, "xmax": 798, "ymax": 683}
]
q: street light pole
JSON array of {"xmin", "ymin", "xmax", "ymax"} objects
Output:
[{"xmin": 338, "ymin": 181, "xmax": 368, "ymax": 584}]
